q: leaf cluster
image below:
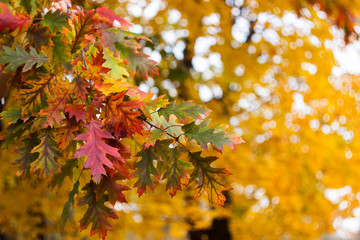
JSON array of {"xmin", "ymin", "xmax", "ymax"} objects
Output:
[{"xmin": 0, "ymin": 2, "xmax": 243, "ymax": 239}]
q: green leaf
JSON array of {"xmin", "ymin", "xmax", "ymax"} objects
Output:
[
  {"xmin": 161, "ymin": 147, "xmax": 190, "ymax": 196},
  {"xmin": 151, "ymin": 112, "xmax": 183, "ymax": 139},
  {"xmin": 188, "ymin": 151, "xmax": 232, "ymax": 206},
  {"xmin": 11, "ymin": 135, "xmax": 40, "ymax": 179},
  {"xmin": 68, "ymin": 180, "xmax": 80, "ymax": 206},
  {"xmin": 121, "ymin": 49, "xmax": 158, "ymax": 80},
  {"xmin": 0, "ymin": 108, "xmax": 21, "ymax": 124},
  {"xmin": 60, "ymin": 181, "xmax": 80, "ymax": 233},
  {"xmin": 59, "ymin": 202, "xmax": 70, "ymax": 234},
  {"xmin": 0, "ymin": 45, "xmax": 48, "ymax": 72},
  {"xmin": 158, "ymin": 101, "xmax": 210, "ymax": 123},
  {"xmin": 144, "ymin": 128, "xmax": 164, "ymax": 149},
  {"xmin": 50, "ymin": 158, "xmax": 78, "ymax": 190},
  {"xmin": 30, "ymin": 130, "xmax": 60, "ymax": 178},
  {"xmin": 133, "ymin": 146, "xmax": 160, "ymax": 196},
  {"xmin": 103, "ymin": 48, "xmax": 129, "ymax": 80},
  {"xmin": 51, "ymin": 35, "xmax": 71, "ymax": 63},
  {"xmin": 2, "ymin": 119, "xmax": 32, "ymax": 147},
  {"xmin": 42, "ymin": 10, "xmax": 67, "ymax": 33},
  {"xmin": 78, "ymin": 181, "xmax": 118, "ymax": 239},
  {"xmin": 20, "ymin": 0, "xmax": 41, "ymax": 16},
  {"xmin": 182, "ymin": 120, "xmax": 232, "ymax": 151}
]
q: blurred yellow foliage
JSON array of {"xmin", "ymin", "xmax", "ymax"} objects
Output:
[{"xmin": 2, "ymin": 0, "xmax": 360, "ymax": 239}]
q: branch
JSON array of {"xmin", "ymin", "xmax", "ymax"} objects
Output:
[{"xmin": 141, "ymin": 118, "xmax": 189, "ymax": 151}]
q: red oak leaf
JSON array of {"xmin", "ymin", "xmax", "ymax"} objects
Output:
[
  {"xmin": 78, "ymin": 181, "xmax": 118, "ymax": 240},
  {"xmin": 39, "ymin": 91, "xmax": 68, "ymax": 127},
  {"xmin": 95, "ymin": 174, "xmax": 130, "ymax": 206},
  {"xmin": 96, "ymin": 6, "xmax": 131, "ymax": 30},
  {"xmin": 70, "ymin": 10, "xmax": 98, "ymax": 54},
  {"xmin": 0, "ymin": 3, "xmax": 31, "ymax": 33},
  {"xmin": 57, "ymin": 117, "xmax": 79, "ymax": 150},
  {"xmin": 106, "ymin": 139, "xmax": 131, "ymax": 178},
  {"xmin": 73, "ymin": 119, "xmax": 120, "ymax": 182},
  {"xmin": 65, "ymin": 104, "xmax": 87, "ymax": 122}
]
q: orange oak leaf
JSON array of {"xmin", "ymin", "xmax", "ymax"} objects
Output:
[
  {"xmin": 73, "ymin": 119, "xmax": 120, "ymax": 182},
  {"xmin": 71, "ymin": 76, "xmax": 90, "ymax": 100},
  {"xmin": 81, "ymin": 51, "xmax": 110, "ymax": 86},
  {"xmin": 103, "ymin": 92, "xmax": 144, "ymax": 138}
]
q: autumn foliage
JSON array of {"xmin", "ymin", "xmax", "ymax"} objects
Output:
[{"xmin": 0, "ymin": 1, "xmax": 243, "ymax": 239}]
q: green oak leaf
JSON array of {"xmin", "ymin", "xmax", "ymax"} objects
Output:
[
  {"xmin": 103, "ymin": 48, "xmax": 129, "ymax": 80},
  {"xmin": 60, "ymin": 181, "xmax": 80, "ymax": 233},
  {"xmin": 0, "ymin": 108, "xmax": 22, "ymax": 124},
  {"xmin": 42, "ymin": 10, "xmax": 67, "ymax": 32},
  {"xmin": 51, "ymin": 35, "xmax": 71, "ymax": 63},
  {"xmin": 188, "ymin": 151, "xmax": 232, "ymax": 206},
  {"xmin": 133, "ymin": 146, "xmax": 160, "ymax": 196},
  {"xmin": 0, "ymin": 45, "xmax": 48, "ymax": 72},
  {"xmin": 158, "ymin": 101, "xmax": 210, "ymax": 123},
  {"xmin": 161, "ymin": 146, "xmax": 191, "ymax": 196},
  {"xmin": 50, "ymin": 158, "xmax": 78, "ymax": 190},
  {"xmin": 30, "ymin": 130, "xmax": 60, "ymax": 178},
  {"xmin": 182, "ymin": 120, "xmax": 232, "ymax": 151}
]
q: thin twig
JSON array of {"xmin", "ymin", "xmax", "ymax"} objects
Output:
[
  {"xmin": 164, "ymin": 124, "xmax": 182, "ymax": 131},
  {"xmin": 142, "ymin": 119, "xmax": 177, "ymax": 139},
  {"xmin": 141, "ymin": 118, "xmax": 189, "ymax": 151}
]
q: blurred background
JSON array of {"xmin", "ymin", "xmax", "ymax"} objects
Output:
[{"xmin": 2, "ymin": 0, "xmax": 360, "ymax": 239}]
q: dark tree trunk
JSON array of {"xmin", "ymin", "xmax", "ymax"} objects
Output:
[{"xmin": 188, "ymin": 191, "xmax": 232, "ymax": 240}]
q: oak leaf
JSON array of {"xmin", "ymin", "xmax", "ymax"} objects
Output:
[
  {"xmin": 96, "ymin": 173, "xmax": 130, "ymax": 206},
  {"xmin": 188, "ymin": 151, "xmax": 232, "ymax": 206},
  {"xmin": 65, "ymin": 104, "xmax": 87, "ymax": 123},
  {"xmin": 30, "ymin": 130, "xmax": 60, "ymax": 178},
  {"xmin": 11, "ymin": 135, "xmax": 40, "ymax": 179},
  {"xmin": 158, "ymin": 101, "xmax": 210, "ymax": 123},
  {"xmin": 122, "ymin": 50, "xmax": 159, "ymax": 80},
  {"xmin": 103, "ymin": 48, "xmax": 129, "ymax": 80},
  {"xmin": 0, "ymin": 45, "xmax": 48, "ymax": 72},
  {"xmin": 103, "ymin": 92, "xmax": 144, "ymax": 138},
  {"xmin": 73, "ymin": 119, "xmax": 119, "ymax": 182},
  {"xmin": 182, "ymin": 120, "xmax": 244, "ymax": 151},
  {"xmin": 0, "ymin": 2, "xmax": 31, "ymax": 33},
  {"xmin": 133, "ymin": 146, "xmax": 160, "ymax": 196},
  {"xmin": 159, "ymin": 144, "xmax": 191, "ymax": 196},
  {"xmin": 96, "ymin": 6, "xmax": 131, "ymax": 30},
  {"xmin": 42, "ymin": 10, "xmax": 68, "ymax": 33},
  {"xmin": 78, "ymin": 181, "xmax": 118, "ymax": 239}
]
